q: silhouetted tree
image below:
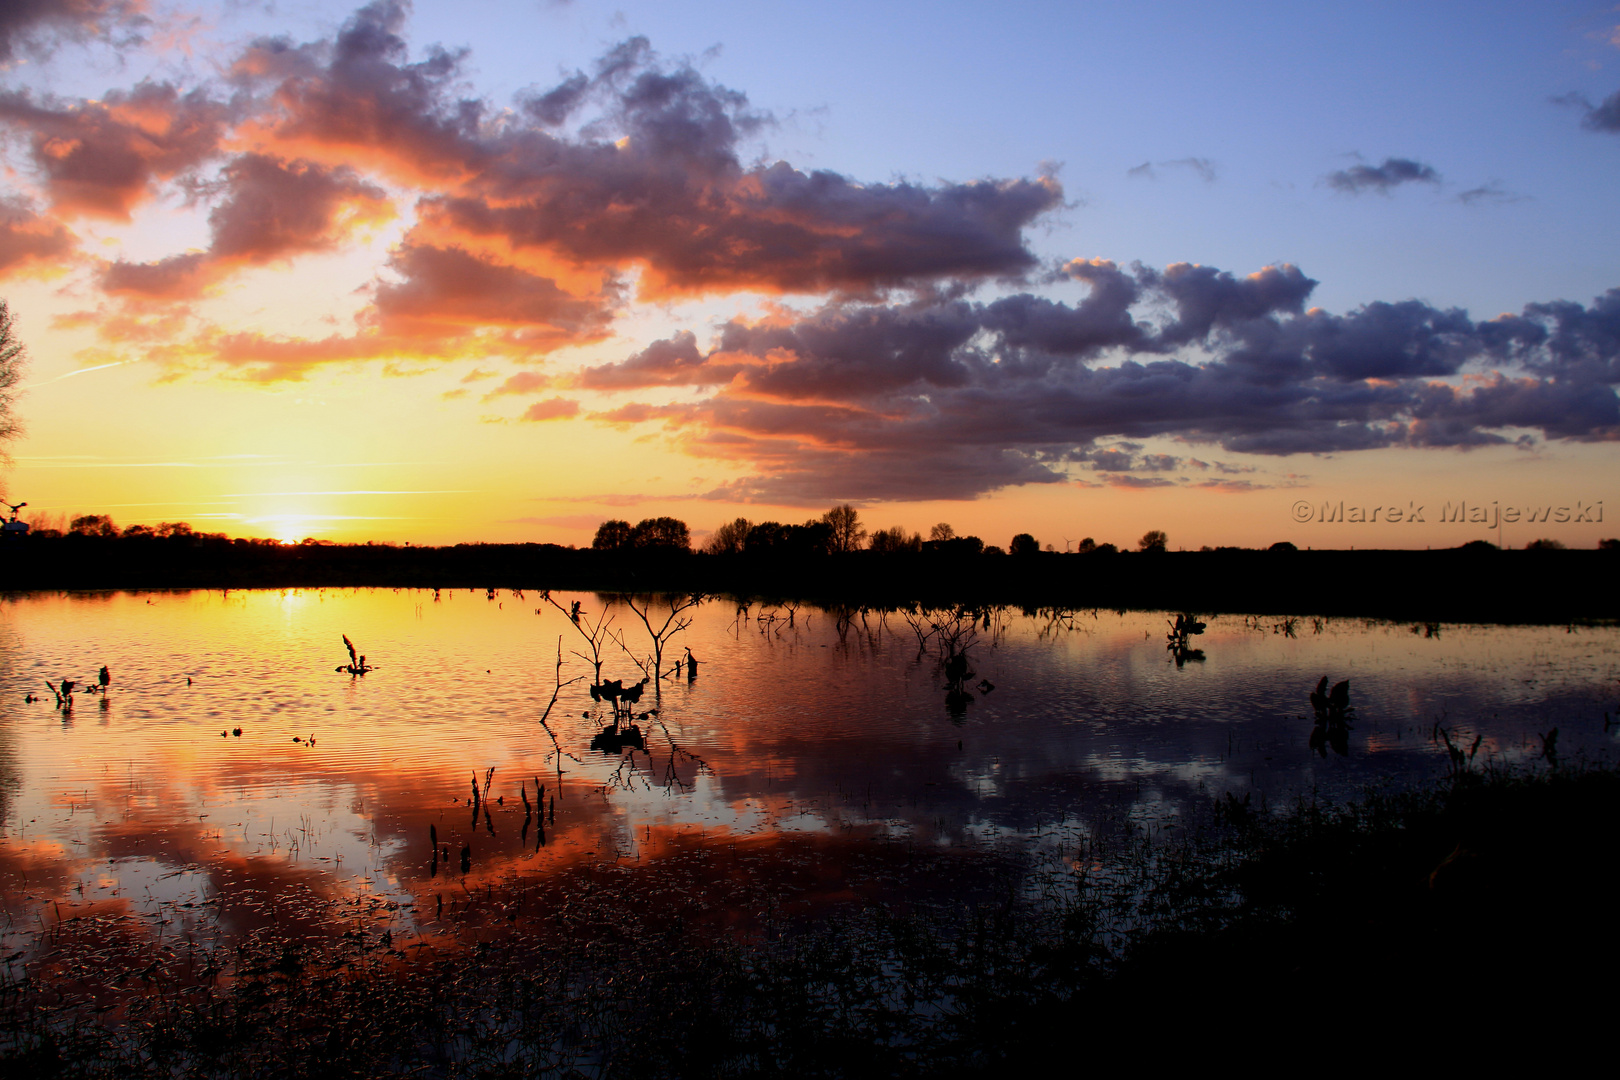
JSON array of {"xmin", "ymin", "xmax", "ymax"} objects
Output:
[
  {"xmin": 704, "ymin": 517, "xmax": 752, "ymax": 555},
  {"xmin": 929, "ymin": 522, "xmax": 955, "ymax": 542},
  {"xmin": 1075, "ymin": 537, "xmax": 1096, "ymax": 553},
  {"xmin": 744, "ymin": 521, "xmax": 789, "ymax": 552},
  {"xmin": 593, "ymin": 519, "xmax": 633, "ymax": 550},
  {"xmin": 1138, "ymin": 529, "xmax": 1168, "ymax": 553},
  {"xmin": 1009, "ymin": 532, "xmax": 1040, "ymax": 557},
  {"xmin": 745, "ymin": 519, "xmax": 832, "ymax": 557},
  {"xmin": 868, "ymin": 525, "xmax": 921, "ymax": 553},
  {"xmin": 0, "ymin": 299, "xmax": 25, "ymax": 471},
  {"xmin": 69, "ymin": 514, "xmax": 117, "ymax": 537},
  {"xmin": 822, "ymin": 504, "xmax": 866, "ymax": 553},
  {"xmin": 1525, "ymin": 538, "xmax": 1565, "ymax": 550},
  {"xmin": 794, "ymin": 519, "xmax": 834, "ymax": 556},
  {"xmin": 629, "ymin": 516, "xmax": 690, "ymax": 551}
]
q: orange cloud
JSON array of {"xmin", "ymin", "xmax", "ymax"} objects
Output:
[
  {"xmin": 520, "ymin": 397, "xmax": 581, "ymax": 421},
  {"xmin": 100, "ymin": 154, "xmax": 392, "ymax": 299},
  {"xmin": 223, "ymin": 5, "xmax": 1062, "ymax": 299},
  {"xmin": 0, "ymin": 81, "xmax": 229, "ymax": 220},
  {"xmin": 0, "ymin": 195, "xmax": 76, "ymax": 277},
  {"xmin": 372, "ymin": 242, "xmax": 620, "ymax": 355},
  {"xmin": 483, "ymin": 371, "xmax": 552, "ymax": 399},
  {"xmin": 94, "ymin": 235, "xmax": 621, "ymax": 381}
]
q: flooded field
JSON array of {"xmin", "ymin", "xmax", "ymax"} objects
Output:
[{"xmin": 1, "ymin": 588, "xmax": 1617, "ymax": 968}]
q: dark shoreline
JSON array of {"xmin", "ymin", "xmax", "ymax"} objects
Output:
[{"xmin": 1, "ymin": 538, "xmax": 1614, "ymax": 622}]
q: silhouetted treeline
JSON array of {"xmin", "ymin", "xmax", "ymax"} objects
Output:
[{"xmin": 1, "ymin": 529, "xmax": 1615, "ymax": 621}]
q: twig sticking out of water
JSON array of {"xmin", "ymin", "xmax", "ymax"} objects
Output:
[
  {"xmin": 622, "ymin": 592, "xmax": 704, "ymax": 684},
  {"xmin": 535, "ymin": 638, "xmax": 584, "ymax": 793},
  {"xmin": 540, "ymin": 592, "xmax": 629, "ymax": 683}
]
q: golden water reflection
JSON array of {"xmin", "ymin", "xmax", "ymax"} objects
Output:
[{"xmin": 1, "ymin": 589, "xmax": 1616, "ymax": 965}]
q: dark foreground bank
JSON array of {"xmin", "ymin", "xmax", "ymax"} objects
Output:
[
  {"xmin": 3, "ymin": 762, "xmax": 1615, "ymax": 1076},
  {"xmin": 2, "ymin": 536, "xmax": 1616, "ymax": 620}
]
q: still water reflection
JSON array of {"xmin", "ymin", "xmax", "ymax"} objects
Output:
[{"xmin": 1, "ymin": 589, "xmax": 1616, "ymax": 955}]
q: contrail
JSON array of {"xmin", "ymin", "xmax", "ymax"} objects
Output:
[{"xmin": 19, "ymin": 361, "xmax": 128, "ymax": 389}]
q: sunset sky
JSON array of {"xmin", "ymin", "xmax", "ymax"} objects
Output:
[{"xmin": 0, "ymin": 0, "xmax": 1616, "ymax": 549}]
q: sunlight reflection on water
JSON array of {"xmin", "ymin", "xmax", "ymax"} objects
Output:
[{"xmin": 1, "ymin": 589, "xmax": 1616, "ymax": 954}]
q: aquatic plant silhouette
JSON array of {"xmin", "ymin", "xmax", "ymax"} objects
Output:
[
  {"xmin": 944, "ymin": 646, "xmax": 977, "ymax": 719},
  {"xmin": 39, "ymin": 667, "xmax": 110, "ymax": 711},
  {"xmin": 519, "ymin": 618, "xmax": 708, "ymax": 789},
  {"xmin": 1165, "ymin": 612, "xmax": 1206, "ymax": 666},
  {"xmin": 897, "ymin": 605, "xmax": 987, "ymax": 714},
  {"xmin": 590, "ymin": 719, "xmax": 645, "ymax": 755},
  {"xmin": 44, "ymin": 679, "xmax": 73, "ymax": 710},
  {"xmin": 1434, "ymin": 724, "xmax": 1482, "ymax": 775},
  {"xmin": 589, "ymin": 677, "xmax": 650, "ymax": 719},
  {"xmin": 1309, "ymin": 676, "xmax": 1354, "ymax": 757},
  {"xmin": 525, "ymin": 622, "xmax": 661, "ymax": 769},
  {"xmin": 335, "ymin": 634, "xmax": 373, "ymax": 674}
]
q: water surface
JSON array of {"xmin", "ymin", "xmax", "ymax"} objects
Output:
[{"xmin": 2, "ymin": 589, "xmax": 1615, "ymax": 961}]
